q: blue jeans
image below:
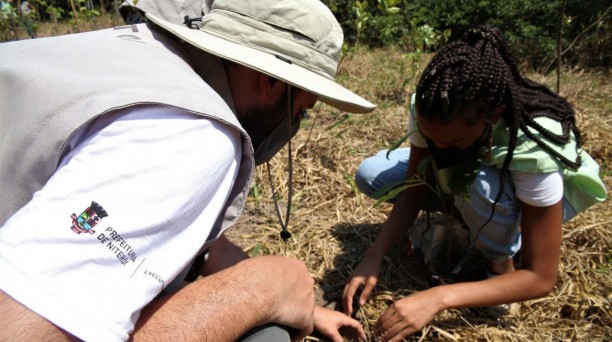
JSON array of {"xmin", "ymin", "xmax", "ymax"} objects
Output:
[{"xmin": 355, "ymin": 148, "xmax": 577, "ymax": 261}]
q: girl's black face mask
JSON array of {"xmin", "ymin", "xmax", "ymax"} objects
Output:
[{"xmin": 426, "ymin": 125, "xmax": 491, "ymax": 170}]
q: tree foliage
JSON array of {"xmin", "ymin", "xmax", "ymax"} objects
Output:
[
  {"xmin": 323, "ymin": 0, "xmax": 611, "ymax": 69},
  {"xmin": 2, "ymin": 0, "xmax": 609, "ymax": 69}
]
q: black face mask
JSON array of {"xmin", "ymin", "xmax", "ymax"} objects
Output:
[
  {"xmin": 253, "ymin": 112, "xmax": 301, "ymax": 165},
  {"xmin": 427, "ymin": 138, "xmax": 483, "ymax": 170},
  {"xmin": 250, "ymin": 85, "xmax": 305, "ymax": 166},
  {"xmin": 426, "ymin": 125, "xmax": 491, "ymax": 170},
  {"xmin": 426, "ymin": 125, "xmax": 492, "ymax": 196}
]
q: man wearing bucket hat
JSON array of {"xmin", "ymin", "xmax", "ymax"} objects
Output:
[{"xmin": 0, "ymin": 0, "xmax": 375, "ymax": 341}]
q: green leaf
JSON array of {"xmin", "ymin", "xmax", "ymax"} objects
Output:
[
  {"xmin": 371, "ymin": 177, "xmax": 426, "ymax": 207},
  {"xmin": 373, "ymin": 183, "xmax": 411, "ymax": 207},
  {"xmin": 250, "ymin": 243, "xmax": 263, "ymax": 257},
  {"xmin": 343, "ymin": 171, "xmax": 359, "ymax": 196},
  {"xmin": 385, "ymin": 127, "xmax": 419, "ymax": 159},
  {"xmin": 251, "ymin": 180, "xmax": 261, "ymax": 207},
  {"xmin": 417, "ymin": 155, "xmax": 432, "ymax": 177}
]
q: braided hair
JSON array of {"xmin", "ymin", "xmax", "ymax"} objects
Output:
[{"xmin": 415, "ymin": 25, "xmax": 582, "ymax": 228}]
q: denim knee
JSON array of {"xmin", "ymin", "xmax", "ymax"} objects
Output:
[
  {"xmin": 355, "ymin": 157, "xmax": 380, "ymax": 198},
  {"xmin": 355, "ymin": 148, "xmax": 410, "ymax": 199},
  {"xmin": 455, "ymin": 165, "xmax": 522, "ymax": 261}
]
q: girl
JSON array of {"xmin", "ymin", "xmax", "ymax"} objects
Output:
[{"xmin": 343, "ymin": 25, "xmax": 607, "ymax": 341}]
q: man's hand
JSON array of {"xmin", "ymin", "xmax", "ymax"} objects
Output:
[
  {"xmin": 255, "ymin": 256, "xmax": 315, "ymax": 340},
  {"xmin": 202, "ymin": 236, "xmax": 317, "ymax": 339},
  {"xmin": 313, "ymin": 306, "xmax": 365, "ymax": 342},
  {"xmin": 135, "ymin": 255, "xmax": 315, "ymax": 341},
  {"xmin": 0, "ymin": 255, "xmax": 315, "ymax": 342}
]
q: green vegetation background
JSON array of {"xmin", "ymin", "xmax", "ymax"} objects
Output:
[
  {"xmin": 1, "ymin": 1, "xmax": 610, "ymax": 340},
  {"xmin": 1, "ymin": 0, "xmax": 610, "ymax": 71}
]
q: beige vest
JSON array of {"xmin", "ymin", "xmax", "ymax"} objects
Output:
[{"xmin": 0, "ymin": 24, "xmax": 254, "ymax": 239}]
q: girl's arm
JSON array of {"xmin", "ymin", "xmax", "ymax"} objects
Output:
[
  {"xmin": 343, "ymin": 146, "xmax": 431, "ymax": 315},
  {"xmin": 373, "ymin": 200, "xmax": 563, "ymax": 341}
]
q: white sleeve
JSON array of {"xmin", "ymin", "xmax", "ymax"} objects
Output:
[
  {"xmin": 0, "ymin": 106, "xmax": 241, "ymax": 341},
  {"xmin": 511, "ymin": 170, "xmax": 563, "ymax": 207},
  {"xmin": 408, "ymin": 105, "xmax": 427, "ymax": 148}
]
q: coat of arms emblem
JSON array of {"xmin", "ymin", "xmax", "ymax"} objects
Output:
[{"xmin": 70, "ymin": 201, "xmax": 108, "ymax": 234}]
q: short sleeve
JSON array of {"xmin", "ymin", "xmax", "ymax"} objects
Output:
[
  {"xmin": 0, "ymin": 106, "xmax": 241, "ymax": 341},
  {"xmin": 408, "ymin": 96, "xmax": 427, "ymax": 148},
  {"xmin": 511, "ymin": 170, "xmax": 563, "ymax": 207}
]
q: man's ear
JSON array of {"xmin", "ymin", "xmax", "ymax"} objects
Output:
[{"xmin": 257, "ymin": 73, "xmax": 286, "ymax": 105}]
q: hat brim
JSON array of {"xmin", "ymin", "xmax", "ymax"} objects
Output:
[{"xmin": 147, "ymin": 13, "xmax": 376, "ymax": 114}]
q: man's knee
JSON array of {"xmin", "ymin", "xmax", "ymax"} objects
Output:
[{"xmin": 239, "ymin": 323, "xmax": 290, "ymax": 342}]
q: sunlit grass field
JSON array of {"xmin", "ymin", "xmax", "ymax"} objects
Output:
[
  {"xmin": 10, "ymin": 13, "xmax": 611, "ymax": 341},
  {"xmin": 234, "ymin": 46, "xmax": 611, "ymax": 341}
]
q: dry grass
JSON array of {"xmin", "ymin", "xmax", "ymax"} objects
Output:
[
  {"xmin": 6, "ymin": 11, "xmax": 122, "ymax": 40},
  {"xmin": 14, "ymin": 16, "xmax": 610, "ymax": 341},
  {"xmin": 227, "ymin": 47, "xmax": 612, "ymax": 341}
]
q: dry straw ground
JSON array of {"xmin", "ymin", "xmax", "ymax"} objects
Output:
[
  {"xmin": 226, "ymin": 47, "xmax": 611, "ymax": 341},
  {"xmin": 20, "ymin": 17, "xmax": 611, "ymax": 341}
]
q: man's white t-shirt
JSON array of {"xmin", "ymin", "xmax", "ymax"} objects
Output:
[
  {"xmin": 407, "ymin": 110, "xmax": 563, "ymax": 206},
  {"xmin": 0, "ymin": 106, "xmax": 241, "ymax": 341}
]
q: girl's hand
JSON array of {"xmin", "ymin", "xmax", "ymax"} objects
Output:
[
  {"xmin": 342, "ymin": 254, "xmax": 383, "ymax": 316},
  {"xmin": 373, "ymin": 288, "xmax": 445, "ymax": 341},
  {"xmin": 313, "ymin": 306, "xmax": 366, "ymax": 342}
]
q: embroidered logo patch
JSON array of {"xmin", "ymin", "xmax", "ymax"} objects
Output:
[{"xmin": 70, "ymin": 201, "xmax": 108, "ymax": 235}]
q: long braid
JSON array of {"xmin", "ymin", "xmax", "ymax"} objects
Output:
[{"xmin": 415, "ymin": 25, "xmax": 583, "ymax": 233}]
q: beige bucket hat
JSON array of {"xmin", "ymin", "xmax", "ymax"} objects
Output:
[{"xmin": 146, "ymin": 0, "xmax": 376, "ymax": 114}]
